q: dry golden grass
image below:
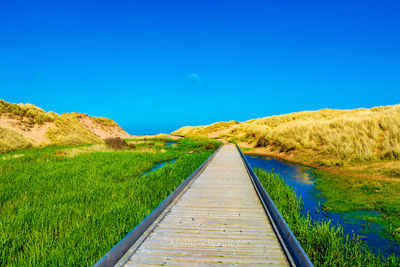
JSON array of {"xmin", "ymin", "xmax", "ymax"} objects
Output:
[
  {"xmin": 173, "ymin": 105, "xmax": 400, "ymax": 168},
  {"xmin": 91, "ymin": 116, "xmax": 117, "ymax": 127},
  {"xmin": 46, "ymin": 113, "xmax": 102, "ymax": 145},
  {"xmin": 63, "ymin": 144, "xmax": 123, "ymax": 157},
  {"xmin": 0, "ymin": 125, "xmax": 36, "ymax": 153},
  {"xmin": 175, "ymin": 121, "xmax": 238, "ymax": 137},
  {"xmin": 2, "ymin": 154, "xmax": 25, "ymax": 161},
  {"xmin": 0, "ymin": 99, "xmax": 56, "ymax": 126}
]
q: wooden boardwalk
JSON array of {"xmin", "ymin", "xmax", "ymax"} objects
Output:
[{"xmin": 118, "ymin": 144, "xmax": 289, "ymax": 266}]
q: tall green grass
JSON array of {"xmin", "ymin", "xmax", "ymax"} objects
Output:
[
  {"xmin": 0, "ymin": 139, "xmax": 219, "ymax": 266},
  {"xmin": 254, "ymin": 168, "xmax": 400, "ymax": 266}
]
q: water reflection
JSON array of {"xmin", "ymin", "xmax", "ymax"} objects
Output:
[
  {"xmin": 165, "ymin": 141, "xmax": 177, "ymax": 147},
  {"xmin": 245, "ymin": 154, "xmax": 400, "ymax": 257},
  {"xmin": 140, "ymin": 159, "xmax": 176, "ymax": 177}
]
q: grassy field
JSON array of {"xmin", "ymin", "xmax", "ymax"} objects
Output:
[
  {"xmin": 255, "ymin": 168, "xmax": 400, "ymax": 266},
  {"xmin": 0, "ymin": 137, "xmax": 220, "ymax": 266}
]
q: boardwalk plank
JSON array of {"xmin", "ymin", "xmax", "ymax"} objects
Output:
[{"xmin": 121, "ymin": 145, "xmax": 288, "ymax": 266}]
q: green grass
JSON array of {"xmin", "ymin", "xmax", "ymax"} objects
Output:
[
  {"xmin": 255, "ymin": 168, "xmax": 400, "ymax": 266},
  {"xmin": 311, "ymin": 169, "xmax": 400, "ymax": 240},
  {"xmin": 0, "ymin": 138, "xmax": 220, "ymax": 266},
  {"xmin": 237, "ymin": 146, "xmax": 252, "ymax": 152}
]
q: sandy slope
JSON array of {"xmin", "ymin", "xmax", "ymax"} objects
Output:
[
  {"xmin": 0, "ymin": 100, "xmax": 132, "ymax": 152},
  {"xmin": 77, "ymin": 114, "xmax": 131, "ymax": 139},
  {"xmin": 0, "ymin": 116, "xmax": 54, "ymax": 143}
]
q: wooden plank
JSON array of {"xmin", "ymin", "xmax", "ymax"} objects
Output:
[{"xmin": 120, "ymin": 144, "xmax": 289, "ymax": 266}]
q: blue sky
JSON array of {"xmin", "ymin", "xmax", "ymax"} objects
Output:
[{"xmin": 1, "ymin": 0, "xmax": 399, "ymax": 134}]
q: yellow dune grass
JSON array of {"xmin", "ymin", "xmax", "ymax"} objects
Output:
[{"xmin": 173, "ymin": 105, "xmax": 400, "ymax": 170}]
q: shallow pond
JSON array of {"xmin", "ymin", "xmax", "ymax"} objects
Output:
[
  {"xmin": 140, "ymin": 159, "xmax": 177, "ymax": 177},
  {"xmin": 245, "ymin": 154, "xmax": 400, "ymax": 257},
  {"xmin": 165, "ymin": 141, "xmax": 177, "ymax": 147}
]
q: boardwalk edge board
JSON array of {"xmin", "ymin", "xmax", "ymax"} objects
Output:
[
  {"xmin": 93, "ymin": 145, "xmax": 222, "ymax": 267},
  {"xmin": 236, "ymin": 145, "xmax": 314, "ymax": 267}
]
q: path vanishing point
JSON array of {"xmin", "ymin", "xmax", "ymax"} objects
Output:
[{"xmin": 96, "ymin": 144, "xmax": 313, "ymax": 267}]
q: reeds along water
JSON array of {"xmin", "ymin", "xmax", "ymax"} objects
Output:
[{"xmin": 254, "ymin": 168, "xmax": 400, "ymax": 266}]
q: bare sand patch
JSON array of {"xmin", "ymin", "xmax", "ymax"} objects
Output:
[
  {"xmin": 77, "ymin": 115, "xmax": 131, "ymax": 139},
  {"xmin": 0, "ymin": 116, "xmax": 53, "ymax": 143}
]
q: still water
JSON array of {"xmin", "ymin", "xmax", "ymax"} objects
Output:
[
  {"xmin": 140, "ymin": 159, "xmax": 176, "ymax": 177},
  {"xmin": 245, "ymin": 155, "xmax": 400, "ymax": 257},
  {"xmin": 165, "ymin": 141, "xmax": 177, "ymax": 147}
]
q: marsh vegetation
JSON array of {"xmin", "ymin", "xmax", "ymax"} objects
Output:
[
  {"xmin": 247, "ymin": 154, "xmax": 400, "ymax": 257},
  {"xmin": 313, "ymin": 169, "xmax": 400, "ymax": 241},
  {"xmin": 255, "ymin": 168, "xmax": 400, "ymax": 266},
  {"xmin": 0, "ymin": 137, "xmax": 221, "ymax": 266}
]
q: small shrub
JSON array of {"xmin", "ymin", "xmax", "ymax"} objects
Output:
[
  {"xmin": 381, "ymin": 150, "xmax": 400, "ymax": 160},
  {"xmin": 256, "ymin": 136, "xmax": 267, "ymax": 147},
  {"xmin": 104, "ymin": 137, "xmax": 127, "ymax": 150},
  {"xmin": 128, "ymin": 143, "xmax": 137, "ymax": 149},
  {"xmin": 205, "ymin": 143, "xmax": 218, "ymax": 149},
  {"xmin": 389, "ymin": 169, "xmax": 400, "ymax": 178}
]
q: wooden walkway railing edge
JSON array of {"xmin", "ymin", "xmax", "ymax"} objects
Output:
[
  {"xmin": 93, "ymin": 145, "xmax": 223, "ymax": 267},
  {"xmin": 237, "ymin": 145, "xmax": 313, "ymax": 267}
]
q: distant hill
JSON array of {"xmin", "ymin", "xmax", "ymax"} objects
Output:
[
  {"xmin": 173, "ymin": 105, "xmax": 400, "ymax": 173},
  {"xmin": 0, "ymin": 100, "xmax": 131, "ymax": 153}
]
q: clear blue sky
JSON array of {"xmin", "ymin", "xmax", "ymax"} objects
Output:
[{"xmin": 1, "ymin": 1, "xmax": 399, "ymax": 134}]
